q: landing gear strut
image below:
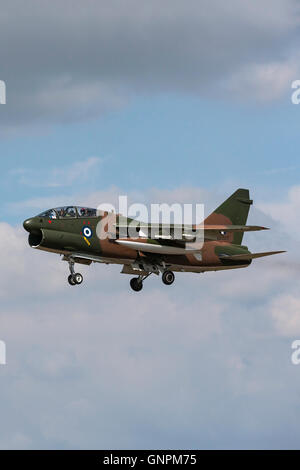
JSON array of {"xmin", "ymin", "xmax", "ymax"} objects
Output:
[
  {"xmin": 67, "ymin": 258, "xmax": 83, "ymax": 286},
  {"xmin": 162, "ymin": 270, "xmax": 175, "ymax": 285}
]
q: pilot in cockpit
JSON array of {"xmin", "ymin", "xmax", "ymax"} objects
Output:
[{"xmin": 66, "ymin": 207, "xmax": 76, "ymax": 217}]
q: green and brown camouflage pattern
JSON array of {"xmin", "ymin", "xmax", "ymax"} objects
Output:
[{"xmin": 23, "ymin": 188, "xmax": 285, "ymax": 275}]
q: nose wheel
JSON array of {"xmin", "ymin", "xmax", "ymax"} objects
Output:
[
  {"xmin": 67, "ymin": 258, "xmax": 83, "ymax": 286},
  {"xmin": 68, "ymin": 273, "xmax": 83, "ymax": 286},
  {"xmin": 68, "ymin": 274, "xmax": 76, "ymax": 286}
]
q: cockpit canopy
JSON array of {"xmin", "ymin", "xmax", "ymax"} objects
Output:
[{"xmin": 38, "ymin": 206, "xmax": 97, "ymax": 219}]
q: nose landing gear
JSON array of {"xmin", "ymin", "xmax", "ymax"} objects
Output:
[
  {"xmin": 68, "ymin": 274, "xmax": 76, "ymax": 286},
  {"xmin": 68, "ymin": 272, "xmax": 83, "ymax": 285},
  {"xmin": 67, "ymin": 258, "xmax": 83, "ymax": 286}
]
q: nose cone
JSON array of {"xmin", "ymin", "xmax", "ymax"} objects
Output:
[{"xmin": 23, "ymin": 218, "xmax": 34, "ymax": 232}]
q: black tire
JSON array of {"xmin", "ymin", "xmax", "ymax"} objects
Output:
[
  {"xmin": 68, "ymin": 274, "xmax": 76, "ymax": 286},
  {"xmin": 74, "ymin": 273, "xmax": 83, "ymax": 285},
  {"xmin": 162, "ymin": 270, "xmax": 175, "ymax": 285},
  {"xmin": 130, "ymin": 277, "xmax": 143, "ymax": 292}
]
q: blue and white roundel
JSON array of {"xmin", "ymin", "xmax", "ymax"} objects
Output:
[{"xmin": 82, "ymin": 225, "xmax": 93, "ymax": 238}]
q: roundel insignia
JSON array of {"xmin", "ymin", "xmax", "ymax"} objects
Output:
[{"xmin": 82, "ymin": 225, "xmax": 93, "ymax": 238}]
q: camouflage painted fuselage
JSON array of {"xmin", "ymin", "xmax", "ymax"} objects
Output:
[
  {"xmin": 24, "ymin": 212, "xmax": 252, "ymax": 274},
  {"xmin": 23, "ymin": 189, "xmax": 285, "ymax": 284}
]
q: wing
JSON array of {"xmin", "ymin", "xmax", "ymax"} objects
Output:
[
  {"xmin": 115, "ymin": 222, "xmax": 268, "ymax": 241},
  {"xmin": 218, "ymin": 250, "xmax": 286, "ymax": 261}
]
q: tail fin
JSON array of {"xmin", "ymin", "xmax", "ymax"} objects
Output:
[{"xmin": 204, "ymin": 188, "xmax": 253, "ymax": 245}]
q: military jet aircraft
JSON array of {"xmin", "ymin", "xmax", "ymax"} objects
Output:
[{"xmin": 23, "ymin": 188, "xmax": 285, "ymax": 291}]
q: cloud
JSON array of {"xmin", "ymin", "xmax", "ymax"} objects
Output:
[
  {"xmin": 258, "ymin": 185, "xmax": 300, "ymax": 237},
  {"xmin": 10, "ymin": 156, "xmax": 102, "ymax": 188},
  {"xmin": 270, "ymin": 294, "xmax": 300, "ymax": 336},
  {"xmin": 0, "ymin": 0, "xmax": 300, "ymax": 129},
  {"xmin": 1, "ymin": 184, "xmax": 300, "ymax": 449},
  {"xmin": 222, "ymin": 58, "xmax": 300, "ymax": 102}
]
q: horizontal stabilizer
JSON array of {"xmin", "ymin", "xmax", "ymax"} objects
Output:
[{"xmin": 219, "ymin": 250, "xmax": 286, "ymax": 261}]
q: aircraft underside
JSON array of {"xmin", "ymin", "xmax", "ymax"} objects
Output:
[{"xmin": 36, "ymin": 245, "xmax": 250, "ymax": 292}]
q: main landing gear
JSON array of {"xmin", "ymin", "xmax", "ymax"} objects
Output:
[
  {"xmin": 130, "ymin": 277, "xmax": 143, "ymax": 292},
  {"xmin": 129, "ymin": 270, "xmax": 175, "ymax": 292},
  {"xmin": 162, "ymin": 270, "xmax": 175, "ymax": 285},
  {"xmin": 67, "ymin": 258, "xmax": 83, "ymax": 286},
  {"xmin": 129, "ymin": 273, "xmax": 150, "ymax": 292}
]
